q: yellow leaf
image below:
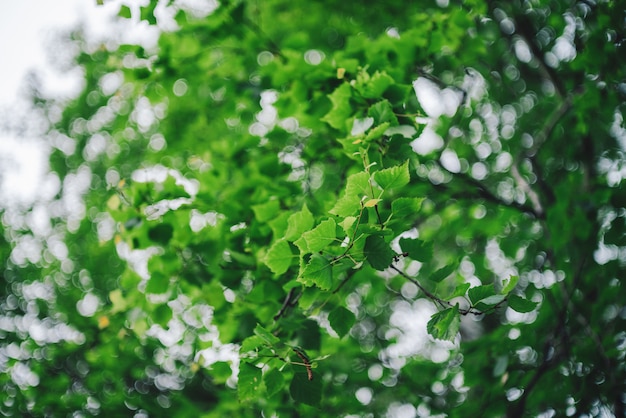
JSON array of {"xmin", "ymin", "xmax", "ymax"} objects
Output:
[
  {"xmin": 98, "ymin": 316, "xmax": 110, "ymax": 329},
  {"xmin": 363, "ymin": 198, "xmax": 382, "ymax": 207}
]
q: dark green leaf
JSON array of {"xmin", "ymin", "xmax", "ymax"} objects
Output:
[
  {"xmin": 429, "ymin": 264, "xmax": 456, "ymax": 283},
  {"xmin": 328, "ymin": 306, "xmax": 355, "ymax": 338},
  {"xmin": 289, "ymin": 368, "xmax": 321, "ymax": 406},
  {"xmin": 146, "ymin": 271, "xmax": 169, "ymax": 294},
  {"xmin": 148, "ymin": 223, "xmax": 174, "ymax": 245},
  {"xmin": 508, "ymin": 294, "xmax": 538, "ymax": 313},
  {"xmin": 364, "ymin": 235, "xmax": 395, "ymax": 270},
  {"xmin": 468, "ymin": 284, "xmax": 497, "ymax": 306},
  {"xmin": 264, "ymin": 368, "xmax": 285, "ymax": 397},
  {"xmin": 399, "ymin": 237, "xmax": 433, "ymax": 262}
]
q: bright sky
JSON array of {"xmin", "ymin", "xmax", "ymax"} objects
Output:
[{"xmin": 0, "ymin": 0, "xmax": 121, "ymax": 207}]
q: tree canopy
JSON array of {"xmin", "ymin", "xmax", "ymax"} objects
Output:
[{"xmin": 1, "ymin": 0, "xmax": 626, "ymax": 416}]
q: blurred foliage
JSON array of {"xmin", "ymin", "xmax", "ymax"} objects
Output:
[{"xmin": 1, "ymin": 0, "xmax": 626, "ymax": 416}]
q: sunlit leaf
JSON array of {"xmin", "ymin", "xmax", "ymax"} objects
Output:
[
  {"xmin": 301, "ymin": 218, "xmax": 337, "ymax": 253},
  {"xmin": 427, "ymin": 305, "xmax": 460, "ymax": 342},
  {"xmin": 373, "ymin": 160, "xmax": 410, "ymax": 190},
  {"xmin": 265, "ymin": 239, "xmax": 294, "ymax": 275},
  {"xmin": 285, "ymin": 204, "xmax": 314, "ymax": 241},
  {"xmin": 299, "ymin": 254, "xmax": 332, "ymax": 290},
  {"xmin": 501, "ymin": 275, "xmax": 519, "ymax": 294}
]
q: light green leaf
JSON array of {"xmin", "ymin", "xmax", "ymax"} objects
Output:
[
  {"xmin": 299, "ymin": 254, "xmax": 333, "ymax": 290},
  {"xmin": 265, "ymin": 239, "xmax": 294, "ymax": 275},
  {"xmin": 238, "ymin": 362, "xmax": 262, "ymax": 402},
  {"xmin": 252, "ymin": 200, "xmax": 280, "ymax": 223},
  {"xmin": 254, "ymin": 324, "xmax": 280, "ymax": 346},
  {"xmin": 285, "ymin": 204, "xmax": 314, "ymax": 242},
  {"xmin": 264, "ymin": 368, "xmax": 285, "ymax": 398},
  {"xmin": 449, "ymin": 282, "xmax": 471, "ymax": 298},
  {"xmin": 501, "ymin": 275, "xmax": 519, "ymax": 294},
  {"xmin": 426, "ymin": 305, "xmax": 460, "ymax": 342},
  {"xmin": 322, "ymin": 82, "xmax": 353, "ymax": 131},
  {"xmin": 330, "ymin": 171, "xmax": 372, "ymax": 217},
  {"xmin": 508, "ymin": 294, "xmax": 538, "ymax": 313},
  {"xmin": 358, "ymin": 70, "xmax": 394, "ymax": 98},
  {"xmin": 328, "ymin": 306, "xmax": 355, "ymax": 338},
  {"xmin": 109, "ymin": 289, "xmax": 127, "ymax": 313},
  {"xmin": 364, "ymin": 235, "xmax": 395, "ymax": 271},
  {"xmin": 365, "ymin": 122, "xmax": 391, "ymax": 142},
  {"xmin": 118, "ymin": 5, "xmax": 132, "ymax": 18},
  {"xmin": 373, "ymin": 160, "xmax": 410, "ymax": 190},
  {"xmin": 301, "ymin": 218, "xmax": 336, "ymax": 253}
]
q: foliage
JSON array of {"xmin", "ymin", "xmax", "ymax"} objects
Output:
[{"xmin": 1, "ymin": 0, "xmax": 626, "ymax": 416}]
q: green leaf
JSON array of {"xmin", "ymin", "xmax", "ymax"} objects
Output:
[
  {"xmin": 118, "ymin": 5, "xmax": 132, "ymax": 18},
  {"xmin": 289, "ymin": 368, "xmax": 321, "ymax": 406},
  {"xmin": 330, "ymin": 171, "xmax": 372, "ymax": 217},
  {"xmin": 285, "ymin": 204, "xmax": 314, "ymax": 242},
  {"xmin": 254, "ymin": 324, "xmax": 280, "ymax": 346},
  {"xmin": 358, "ymin": 70, "xmax": 394, "ymax": 98},
  {"xmin": 328, "ymin": 306, "xmax": 355, "ymax": 338},
  {"xmin": 364, "ymin": 235, "xmax": 395, "ymax": 271},
  {"xmin": 391, "ymin": 197, "xmax": 424, "ymax": 219},
  {"xmin": 501, "ymin": 275, "xmax": 519, "ymax": 294},
  {"xmin": 426, "ymin": 305, "xmax": 460, "ymax": 342},
  {"xmin": 373, "ymin": 160, "xmax": 410, "ymax": 190},
  {"xmin": 365, "ymin": 122, "xmax": 391, "ymax": 142},
  {"xmin": 240, "ymin": 335, "xmax": 265, "ymax": 354},
  {"xmin": 322, "ymin": 82, "xmax": 353, "ymax": 131},
  {"xmin": 368, "ymin": 100, "xmax": 398, "ymax": 125},
  {"xmin": 468, "ymin": 284, "xmax": 496, "ymax": 305},
  {"xmin": 508, "ymin": 294, "xmax": 538, "ymax": 313},
  {"xmin": 264, "ymin": 368, "xmax": 285, "ymax": 397},
  {"xmin": 265, "ymin": 239, "xmax": 294, "ymax": 275},
  {"xmin": 238, "ymin": 363, "xmax": 262, "ymax": 402},
  {"xmin": 449, "ymin": 282, "xmax": 471, "ymax": 298},
  {"xmin": 430, "ymin": 264, "xmax": 456, "ymax": 283},
  {"xmin": 399, "ymin": 238, "xmax": 433, "ymax": 262},
  {"xmin": 146, "ymin": 271, "xmax": 169, "ymax": 294},
  {"xmin": 301, "ymin": 218, "xmax": 337, "ymax": 253},
  {"xmin": 148, "ymin": 223, "xmax": 174, "ymax": 245},
  {"xmin": 109, "ymin": 289, "xmax": 127, "ymax": 313},
  {"xmin": 252, "ymin": 200, "xmax": 281, "ymax": 223},
  {"xmin": 299, "ymin": 254, "xmax": 333, "ymax": 290}
]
